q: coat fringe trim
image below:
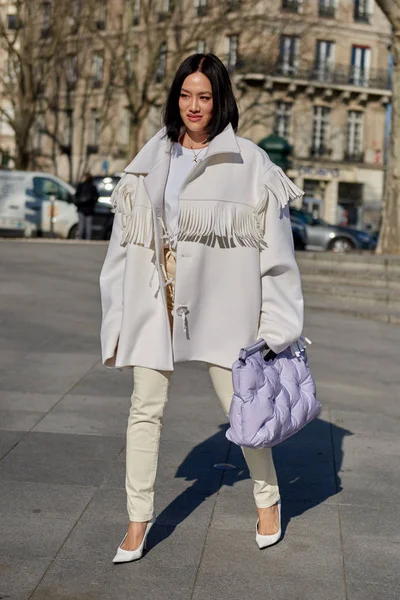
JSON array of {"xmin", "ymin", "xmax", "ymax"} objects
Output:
[
  {"xmin": 263, "ymin": 165, "xmax": 304, "ymax": 211},
  {"xmin": 177, "ymin": 201, "xmax": 268, "ymax": 249},
  {"xmin": 111, "ymin": 179, "xmax": 154, "ymax": 248}
]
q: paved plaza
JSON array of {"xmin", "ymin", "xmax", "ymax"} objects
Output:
[{"xmin": 0, "ymin": 240, "xmax": 399, "ymax": 600}]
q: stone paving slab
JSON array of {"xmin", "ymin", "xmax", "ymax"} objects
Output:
[
  {"xmin": 0, "ymin": 241, "xmax": 399, "ymax": 600},
  {"xmin": 32, "ymin": 394, "xmax": 130, "ymax": 437},
  {"xmin": 0, "ymin": 559, "xmax": 52, "ymax": 600},
  {"xmin": 29, "ymin": 560, "xmax": 198, "ymax": 600},
  {"xmin": 0, "ymin": 432, "xmax": 124, "ymax": 487}
]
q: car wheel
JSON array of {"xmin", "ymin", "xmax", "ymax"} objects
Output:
[
  {"xmin": 329, "ymin": 237, "xmax": 355, "ymax": 252},
  {"xmin": 68, "ymin": 225, "xmax": 78, "ymax": 239}
]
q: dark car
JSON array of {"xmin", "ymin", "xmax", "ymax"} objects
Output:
[
  {"xmin": 290, "ymin": 208, "xmax": 374, "ymax": 252},
  {"xmin": 290, "ymin": 215, "xmax": 308, "ymax": 250},
  {"xmin": 74, "ymin": 175, "xmax": 120, "ymax": 240}
]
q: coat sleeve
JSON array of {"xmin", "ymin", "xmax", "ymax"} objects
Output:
[
  {"xmin": 99, "ymin": 175, "xmax": 137, "ymax": 366},
  {"xmin": 257, "ymin": 166, "xmax": 304, "ymax": 354}
]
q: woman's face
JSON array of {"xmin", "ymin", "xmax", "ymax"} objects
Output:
[{"xmin": 179, "ymin": 72, "xmax": 213, "ymax": 136}]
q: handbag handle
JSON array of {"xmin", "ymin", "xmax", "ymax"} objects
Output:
[{"xmin": 239, "ymin": 339, "xmax": 268, "ymax": 363}]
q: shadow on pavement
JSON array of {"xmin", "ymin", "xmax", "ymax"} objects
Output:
[{"xmin": 149, "ymin": 418, "xmax": 352, "ymax": 549}]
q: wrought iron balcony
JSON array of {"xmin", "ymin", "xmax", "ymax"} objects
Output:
[
  {"xmin": 282, "ymin": 0, "xmax": 301, "ymax": 12},
  {"xmin": 197, "ymin": 5, "xmax": 208, "ymax": 17},
  {"xmin": 235, "ymin": 58, "xmax": 391, "ymax": 90},
  {"xmin": 354, "ymin": 11, "xmax": 371, "ymax": 24},
  {"xmin": 227, "ymin": 0, "xmax": 241, "ymax": 10},
  {"xmin": 318, "ymin": 5, "xmax": 336, "ymax": 18},
  {"xmin": 86, "ymin": 144, "xmax": 99, "ymax": 155},
  {"xmin": 310, "ymin": 146, "xmax": 332, "ymax": 158},
  {"xmin": 158, "ymin": 11, "xmax": 170, "ymax": 22},
  {"xmin": 344, "ymin": 151, "xmax": 364, "ymax": 163}
]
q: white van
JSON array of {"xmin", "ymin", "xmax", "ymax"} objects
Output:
[{"xmin": 0, "ymin": 171, "xmax": 78, "ymax": 238}]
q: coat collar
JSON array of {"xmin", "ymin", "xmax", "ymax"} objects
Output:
[{"xmin": 124, "ymin": 123, "xmax": 242, "ymax": 176}]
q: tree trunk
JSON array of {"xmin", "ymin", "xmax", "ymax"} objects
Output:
[
  {"xmin": 129, "ymin": 117, "xmax": 142, "ymax": 159},
  {"xmin": 377, "ymin": 33, "xmax": 400, "ymax": 253}
]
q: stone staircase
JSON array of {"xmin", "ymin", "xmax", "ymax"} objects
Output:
[{"xmin": 297, "ymin": 252, "xmax": 400, "ymax": 324}]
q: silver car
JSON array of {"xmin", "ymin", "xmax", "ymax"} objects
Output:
[{"xmin": 290, "ymin": 208, "xmax": 374, "ymax": 252}]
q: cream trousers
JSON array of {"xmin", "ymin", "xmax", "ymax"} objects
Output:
[
  {"xmin": 126, "ymin": 365, "xmax": 280, "ymax": 521},
  {"xmin": 125, "ymin": 248, "xmax": 280, "ymax": 521}
]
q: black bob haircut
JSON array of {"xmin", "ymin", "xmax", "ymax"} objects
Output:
[{"xmin": 163, "ymin": 53, "xmax": 239, "ymax": 143}]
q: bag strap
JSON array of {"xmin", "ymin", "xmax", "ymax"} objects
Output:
[{"xmin": 239, "ymin": 339, "xmax": 267, "ymax": 363}]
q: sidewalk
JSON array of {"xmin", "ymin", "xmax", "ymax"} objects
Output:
[{"xmin": 0, "ymin": 241, "xmax": 399, "ymax": 600}]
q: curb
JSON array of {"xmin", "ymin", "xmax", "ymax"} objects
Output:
[
  {"xmin": 305, "ymin": 302, "xmax": 400, "ymax": 325},
  {"xmin": 0, "ymin": 238, "xmax": 108, "ymax": 245}
]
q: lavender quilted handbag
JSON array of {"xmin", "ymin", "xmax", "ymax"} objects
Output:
[{"xmin": 226, "ymin": 339, "xmax": 320, "ymax": 449}]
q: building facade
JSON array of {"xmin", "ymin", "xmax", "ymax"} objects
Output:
[
  {"xmin": 233, "ymin": 0, "xmax": 392, "ymax": 229},
  {"xmin": 0, "ymin": 0, "xmax": 391, "ymax": 228}
]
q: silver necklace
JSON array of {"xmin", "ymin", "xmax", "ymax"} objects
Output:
[{"xmin": 187, "ymin": 136, "xmax": 208, "ymax": 163}]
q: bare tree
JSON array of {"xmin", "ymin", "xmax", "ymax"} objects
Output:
[
  {"xmin": 114, "ymin": 0, "xmax": 314, "ymax": 157},
  {"xmin": 0, "ymin": 0, "xmax": 65, "ymax": 169},
  {"xmin": 374, "ymin": 1, "xmax": 400, "ymax": 253},
  {"xmin": 37, "ymin": 0, "xmax": 121, "ymax": 182}
]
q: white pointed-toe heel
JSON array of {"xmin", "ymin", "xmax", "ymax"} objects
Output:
[
  {"xmin": 256, "ymin": 501, "xmax": 281, "ymax": 549},
  {"xmin": 112, "ymin": 518, "xmax": 155, "ymax": 564}
]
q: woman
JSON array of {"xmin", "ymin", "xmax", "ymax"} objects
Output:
[{"xmin": 100, "ymin": 54, "xmax": 304, "ymax": 563}]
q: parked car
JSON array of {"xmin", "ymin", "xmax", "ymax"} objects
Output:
[
  {"xmin": 290, "ymin": 215, "xmax": 308, "ymax": 250},
  {"xmin": 68, "ymin": 175, "xmax": 121, "ymax": 240},
  {"xmin": 290, "ymin": 208, "xmax": 375, "ymax": 252},
  {"xmin": 0, "ymin": 170, "xmax": 77, "ymax": 238}
]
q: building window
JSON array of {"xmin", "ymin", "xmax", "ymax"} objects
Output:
[
  {"xmin": 34, "ymin": 114, "xmax": 46, "ymax": 153},
  {"xmin": 119, "ymin": 108, "xmax": 131, "ymax": 146},
  {"xmin": 278, "ymin": 35, "xmax": 299, "ymax": 76},
  {"xmin": 318, "ymin": 0, "xmax": 336, "ymax": 18},
  {"xmin": 227, "ymin": 0, "xmax": 240, "ymax": 10},
  {"xmin": 69, "ymin": 0, "xmax": 81, "ymax": 33},
  {"xmin": 346, "ymin": 111, "xmax": 363, "ymax": 160},
  {"xmin": 354, "ymin": 0, "xmax": 371, "ymax": 23},
  {"xmin": 87, "ymin": 108, "xmax": 100, "ymax": 152},
  {"xmin": 197, "ymin": 40, "xmax": 206, "ymax": 54},
  {"xmin": 195, "ymin": 0, "xmax": 207, "ymax": 17},
  {"xmin": 350, "ymin": 45, "xmax": 371, "ymax": 86},
  {"xmin": 133, "ymin": 0, "xmax": 141, "ymax": 25},
  {"xmin": 314, "ymin": 40, "xmax": 335, "ymax": 82},
  {"xmin": 66, "ymin": 55, "xmax": 78, "ymax": 90},
  {"xmin": 7, "ymin": 14, "xmax": 17, "ymax": 30},
  {"xmin": 41, "ymin": 1, "xmax": 51, "ymax": 36},
  {"xmin": 92, "ymin": 51, "xmax": 104, "ymax": 88},
  {"xmin": 282, "ymin": 0, "xmax": 301, "ymax": 13},
  {"xmin": 95, "ymin": 1, "xmax": 107, "ymax": 30},
  {"xmin": 225, "ymin": 35, "xmax": 238, "ymax": 72},
  {"xmin": 158, "ymin": 0, "xmax": 172, "ymax": 20},
  {"xmin": 274, "ymin": 102, "xmax": 291, "ymax": 140},
  {"xmin": 155, "ymin": 42, "xmax": 167, "ymax": 83},
  {"xmin": 1, "ymin": 150, "xmax": 10, "ymax": 168},
  {"xmin": 311, "ymin": 106, "xmax": 330, "ymax": 156}
]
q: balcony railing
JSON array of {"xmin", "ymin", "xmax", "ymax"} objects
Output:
[
  {"xmin": 86, "ymin": 144, "xmax": 99, "ymax": 155},
  {"xmin": 354, "ymin": 11, "xmax": 371, "ymax": 24},
  {"xmin": 310, "ymin": 146, "xmax": 332, "ymax": 158},
  {"xmin": 197, "ymin": 5, "xmax": 208, "ymax": 17},
  {"xmin": 318, "ymin": 5, "xmax": 335, "ymax": 18},
  {"xmin": 235, "ymin": 58, "xmax": 391, "ymax": 90},
  {"xmin": 158, "ymin": 11, "xmax": 170, "ymax": 22},
  {"xmin": 227, "ymin": 0, "xmax": 240, "ymax": 10},
  {"xmin": 344, "ymin": 151, "xmax": 364, "ymax": 163},
  {"xmin": 282, "ymin": 0, "xmax": 300, "ymax": 12}
]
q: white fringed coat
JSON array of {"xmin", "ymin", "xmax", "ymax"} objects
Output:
[{"xmin": 100, "ymin": 125, "xmax": 304, "ymax": 371}]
